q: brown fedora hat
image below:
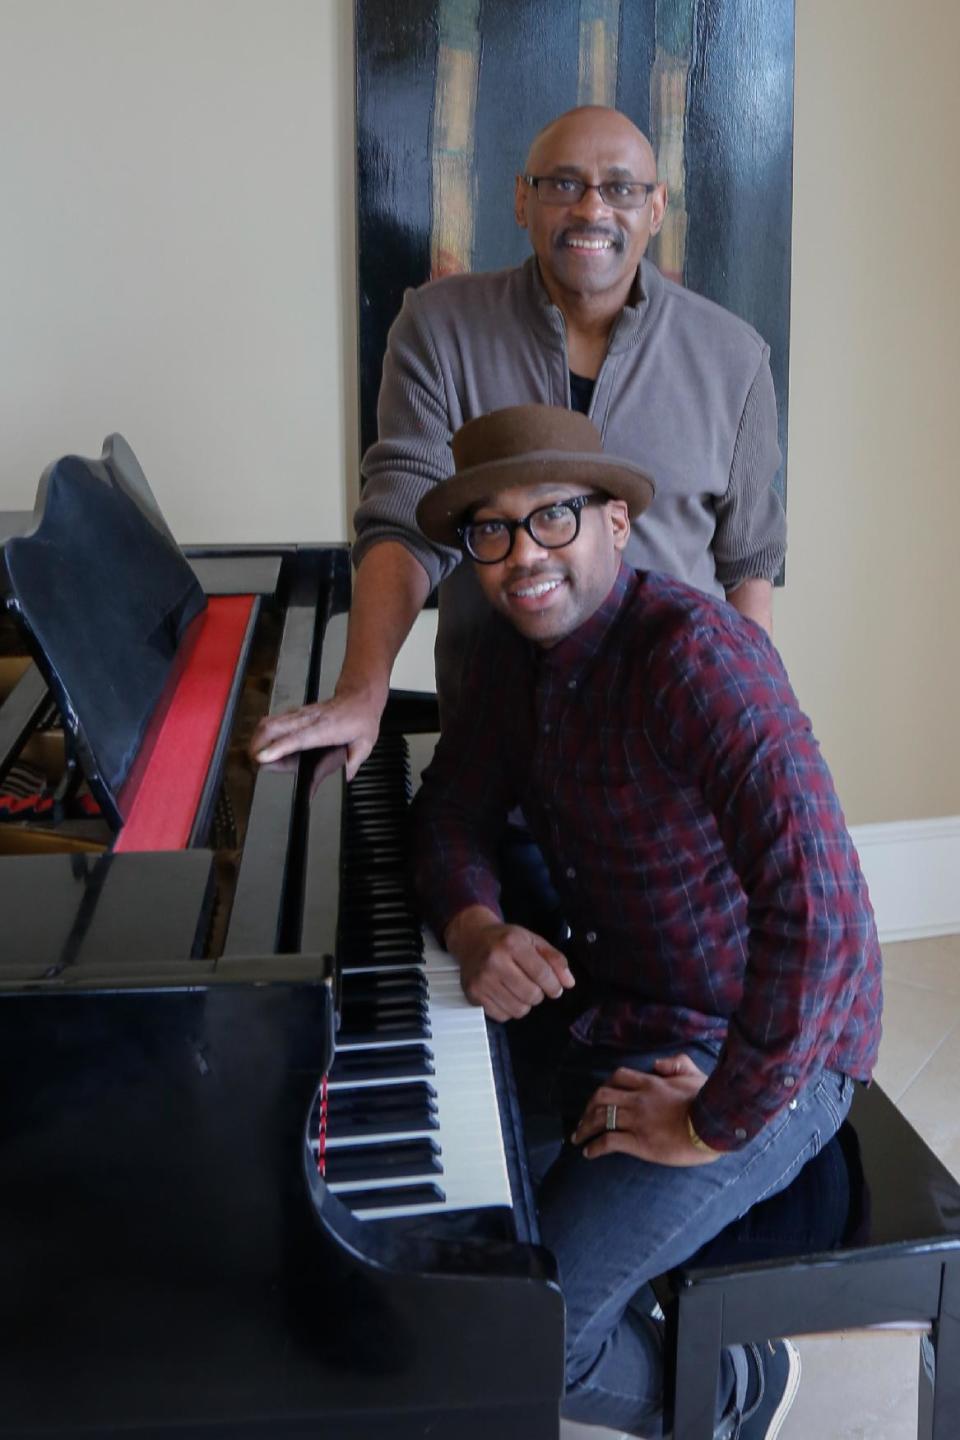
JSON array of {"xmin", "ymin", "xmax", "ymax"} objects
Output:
[{"xmin": 416, "ymin": 404, "xmax": 655, "ymax": 548}]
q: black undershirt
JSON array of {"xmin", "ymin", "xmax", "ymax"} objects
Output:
[{"xmin": 568, "ymin": 371, "xmax": 594, "ymax": 415}]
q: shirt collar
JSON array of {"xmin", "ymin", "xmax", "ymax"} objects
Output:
[
  {"xmin": 535, "ymin": 561, "xmax": 639, "ymax": 676},
  {"xmin": 523, "ymin": 256, "xmax": 657, "ymax": 354}
]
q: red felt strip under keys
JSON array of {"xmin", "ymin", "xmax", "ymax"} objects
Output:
[{"xmin": 114, "ymin": 594, "xmax": 255, "ymax": 853}]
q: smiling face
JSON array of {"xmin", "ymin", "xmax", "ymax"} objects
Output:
[
  {"xmin": 514, "ymin": 107, "xmax": 667, "ymax": 313},
  {"xmin": 467, "ymin": 480, "xmax": 631, "ymax": 646}
]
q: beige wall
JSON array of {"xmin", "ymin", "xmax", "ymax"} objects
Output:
[
  {"xmin": 1, "ymin": 0, "xmax": 958, "ymax": 825},
  {"xmin": 779, "ymin": 0, "xmax": 960, "ymax": 822},
  {"xmin": 0, "ymin": 0, "xmax": 357, "ymax": 543}
]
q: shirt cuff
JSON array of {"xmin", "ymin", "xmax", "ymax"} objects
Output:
[
  {"xmin": 425, "ymin": 873, "xmax": 504, "ymax": 947},
  {"xmin": 690, "ymin": 1061, "xmax": 807, "ymax": 1151}
]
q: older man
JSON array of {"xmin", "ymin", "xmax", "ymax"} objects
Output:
[
  {"xmin": 411, "ymin": 405, "xmax": 881, "ymax": 1440},
  {"xmin": 252, "ymin": 105, "xmax": 785, "ymax": 775}
]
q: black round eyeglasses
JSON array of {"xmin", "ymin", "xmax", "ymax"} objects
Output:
[{"xmin": 458, "ymin": 493, "xmax": 608, "ymax": 564}]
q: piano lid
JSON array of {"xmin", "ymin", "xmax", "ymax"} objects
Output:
[{"xmin": 1, "ymin": 435, "xmax": 206, "ymax": 829}]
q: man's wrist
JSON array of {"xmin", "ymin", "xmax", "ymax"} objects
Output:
[
  {"xmin": 686, "ymin": 1110, "xmax": 722, "ymax": 1156},
  {"xmin": 334, "ymin": 671, "xmax": 389, "ymax": 713},
  {"xmin": 444, "ymin": 905, "xmax": 500, "ymax": 955}
]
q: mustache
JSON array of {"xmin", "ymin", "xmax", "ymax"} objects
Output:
[{"xmin": 556, "ymin": 225, "xmax": 624, "ymax": 251}]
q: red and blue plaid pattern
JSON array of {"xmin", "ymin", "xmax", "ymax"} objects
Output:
[{"xmin": 413, "ymin": 564, "xmax": 882, "ymax": 1151}]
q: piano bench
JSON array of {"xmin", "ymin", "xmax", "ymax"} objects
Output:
[{"xmin": 651, "ymin": 1082, "xmax": 960, "ymax": 1440}]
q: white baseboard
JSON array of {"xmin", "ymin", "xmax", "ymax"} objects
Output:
[{"xmin": 849, "ymin": 816, "xmax": 960, "ymax": 943}]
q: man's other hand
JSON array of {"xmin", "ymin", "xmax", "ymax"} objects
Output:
[
  {"xmin": 249, "ymin": 681, "xmax": 386, "ymax": 782},
  {"xmin": 571, "ymin": 1055, "xmax": 720, "ymax": 1166},
  {"xmin": 444, "ymin": 906, "xmax": 576, "ymax": 1022}
]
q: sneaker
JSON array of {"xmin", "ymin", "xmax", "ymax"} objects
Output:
[{"xmin": 738, "ymin": 1339, "xmax": 801, "ymax": 1440}]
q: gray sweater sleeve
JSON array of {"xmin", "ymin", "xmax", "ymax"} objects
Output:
[
  {"xmin": 712, "ymin": 347, "xmax": 787, "ymax": 588},
  {"xmin": 352, "ymin": 288, "xmax": 462, "ymax": 591}
]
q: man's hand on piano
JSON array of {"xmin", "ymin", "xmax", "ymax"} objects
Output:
[
  {"xmin": 443, "ymin": 905, "xmax": 576, "ymax": 1023},
  {"xmin": 571, "ymin": 1057, "xmax": 721, "ymax": 1167},
  {"xmin": 249, "ymin": 680, "xmax": 387, "ymax": 781}
]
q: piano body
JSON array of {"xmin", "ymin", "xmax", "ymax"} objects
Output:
[{"xmin": 0, "ymin": 438, "xmax": 564, "ymax": 1438}]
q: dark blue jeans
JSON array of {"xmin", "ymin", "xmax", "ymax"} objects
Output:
[
  {"xmin": 533, "ymin": 1042, "xmax": 854, "ymax": 1438},
  {"xmin": 498, "ymin": 827, "xmax": 855, "ymax": 1435}
]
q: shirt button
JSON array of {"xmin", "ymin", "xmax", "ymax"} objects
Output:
[
  {"xmin": 567, "ymin": 679, "xmax": 577, "ymax": 690},
  {"xmin": 788, "ymin": 1099, "xmax": 798, "ymax": 1111},
  {"xmin": 585, "ymin": 931, "xmax": 597, "ymax": 944},
  {"xmin": 735, "ymin": 1127, "xmax": 747, "ymax": 1141},
  {"xmin": 783, "ymin": 1075, "xmax": 796, "ymax": 1088},
  {"xmin": 542, "ymin": 723, "xmax": 551, "ymax": 734},
  {"xmin": 565, "ymin": 866, "xmax": 576, "ymax": 879}
]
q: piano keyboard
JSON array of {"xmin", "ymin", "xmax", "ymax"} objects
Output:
[{"xmin": 311, "ymin": 733, "xmax": 513, "ymax": 1224}]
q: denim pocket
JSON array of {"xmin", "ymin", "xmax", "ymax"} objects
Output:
[
  {"xmin": 818, "ymin": 1070, "xmax": 855, "ymax": 1132},
  {"xmin": 751, "ymin": 1130, "xmax": 822, "ymax": 1205},
  {"xmin": 748, "ymin": 1069, "xmax": 853, "ymax": 1206}
]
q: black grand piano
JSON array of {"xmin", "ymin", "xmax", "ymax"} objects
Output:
[{"xmin": 0, "ymin": 438, "xmax": 564, "ymax": 1439}]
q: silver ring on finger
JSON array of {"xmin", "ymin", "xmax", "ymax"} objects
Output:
[{"xmin": 605, "ymin": 1102, "xmax": 618, "ymax": 1132}]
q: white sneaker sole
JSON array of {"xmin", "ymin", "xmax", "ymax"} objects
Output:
[{"xmin": 763, "ymin": 1340, "xmax": 802, "ymax": 1440}]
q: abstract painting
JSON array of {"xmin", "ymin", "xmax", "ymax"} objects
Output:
[{"xmin": 356, "ymin": 0, "xmax": 794, "ymax": 510}]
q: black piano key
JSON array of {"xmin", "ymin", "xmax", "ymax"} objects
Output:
[
  {"xmin": 342, "ymin": 851, "xmax": 405, "ymax": 870},
  {"xmin": 339, "ymin": 927, "xmax": 422, "ymax": 947},
  {"xmin": 340, "ymin": 973, "xmax": 428, "ymax": 1002},
  {"xmin": 341, "ymin": 908, "xmax": 419, "ymax": 928},
  {"xmin": 338, "ymin": 933, "xmax": 422, "ymax": 953},
  {"xmin": 340, "ymin": 996, "xmax": 429, "ymax": 1021},
  {"xmin": 328, "ymin": 1044, "xmax": 434, "ymax": 1082},
  {"xmin": 344, "ymin": 815, "xmax": 404, "ymax": 826},
  {"xmin": 339, "ymin": 942, "xmax": 423, "ymax": 965},
  {"xmin": 339, "ymin": 1012, "xmax": 431, "ymax": 1041},
  {"xmin": 340, "ymin": 953, "xmax": 424, "ymax": 972},
  {"xmin": 344, "ymin": 788, "xmax": 404, "ymax": 802},
  {"xmin": 339, "ymin": 927, "xmax": 419, "ymax": 945},
  {"xmin": 340, "ymin": 963, "xmax": 425, "ymax": 980},
  {"xmin": 340, "ymin": 914, "xmax": 417, "ymax": 934},
  {"xmin": 330, "ymin": 1088, "xmax": 437, "ymax": 1114},
  {"xmin": 325, "ymin": 1080, "xmax": 437, "ymax": 1112},
  {"xmin": 341, "ymin": 889, "xmax": 411, "ymax": 906},
  {"xmin": 339, "ymin": 915, "xmax": 414, "ymax": 929},
  {"xmin": 341, "ymin": 860, "xmax": 406, "ymax": 877},
  {"xmin": 338, "ymin": 928, "xmax": 422, "ymax": 950},
  {"xmin": 340, "ymin": 904, "xmax": 421, "ymax": 929},
  {"xmin": 339, "ymin": 942, "xmax": 421, "ymax": 960},
  {"xmin": 334, "ymin": 1183, "xmax": 447, "ymax": 1212},
  {"xmin": 338, "ymin": 1017, "xmax": 431, "ymax": 1046},
  {"xmin": 323, "ymin": 1137, "xmax": 442, "ymax": 1184},
  {"xmin": 340, "ymin": 890, "xmax": 413, "ymax": 911},
  {"xmin": 340, "ymin": 891, "xmax": 416, "ymax": 909},
  {"xmin": 339, "ymin": 909, "xmax": 420, "ymax": 929},
  {"xmin": 324, "ymin": 1105, "xmax": 439, "ymax": 1138}
]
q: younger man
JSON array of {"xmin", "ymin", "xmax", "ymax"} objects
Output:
[{"xmin": 412, "ymin": 405, "xmax": 882, "ymax": 1439}]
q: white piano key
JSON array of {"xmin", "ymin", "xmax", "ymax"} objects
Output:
[
  {"xmin": 330, "ymin": 732, "xmax": 514, "ymax": 1222},
  {"xmin": 324, "ymin": 941, "xmax": 512, "ymax": 1221}
]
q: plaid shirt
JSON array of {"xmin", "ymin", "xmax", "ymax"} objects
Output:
[{"xmin": 413, "ymin": 563, "xmax": 882, "ymax": 1151}]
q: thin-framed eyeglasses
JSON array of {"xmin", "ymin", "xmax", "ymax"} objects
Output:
[
  {"xmin": 458, "ymin": 493, "xmax": 608, "ymax": 564},
  {"xmin": 522, "ymin": 174, "xmax": 656, "ymax": 210}
]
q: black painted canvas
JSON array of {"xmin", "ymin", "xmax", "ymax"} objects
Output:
[{"xmin": 355, "ymin": 0, "xmax": 794, "ymax": 510}]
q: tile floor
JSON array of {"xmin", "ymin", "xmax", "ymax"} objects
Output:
[{"xmin": 560, "ymin": 931, "xmax": 960, "ymax": 1440}]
